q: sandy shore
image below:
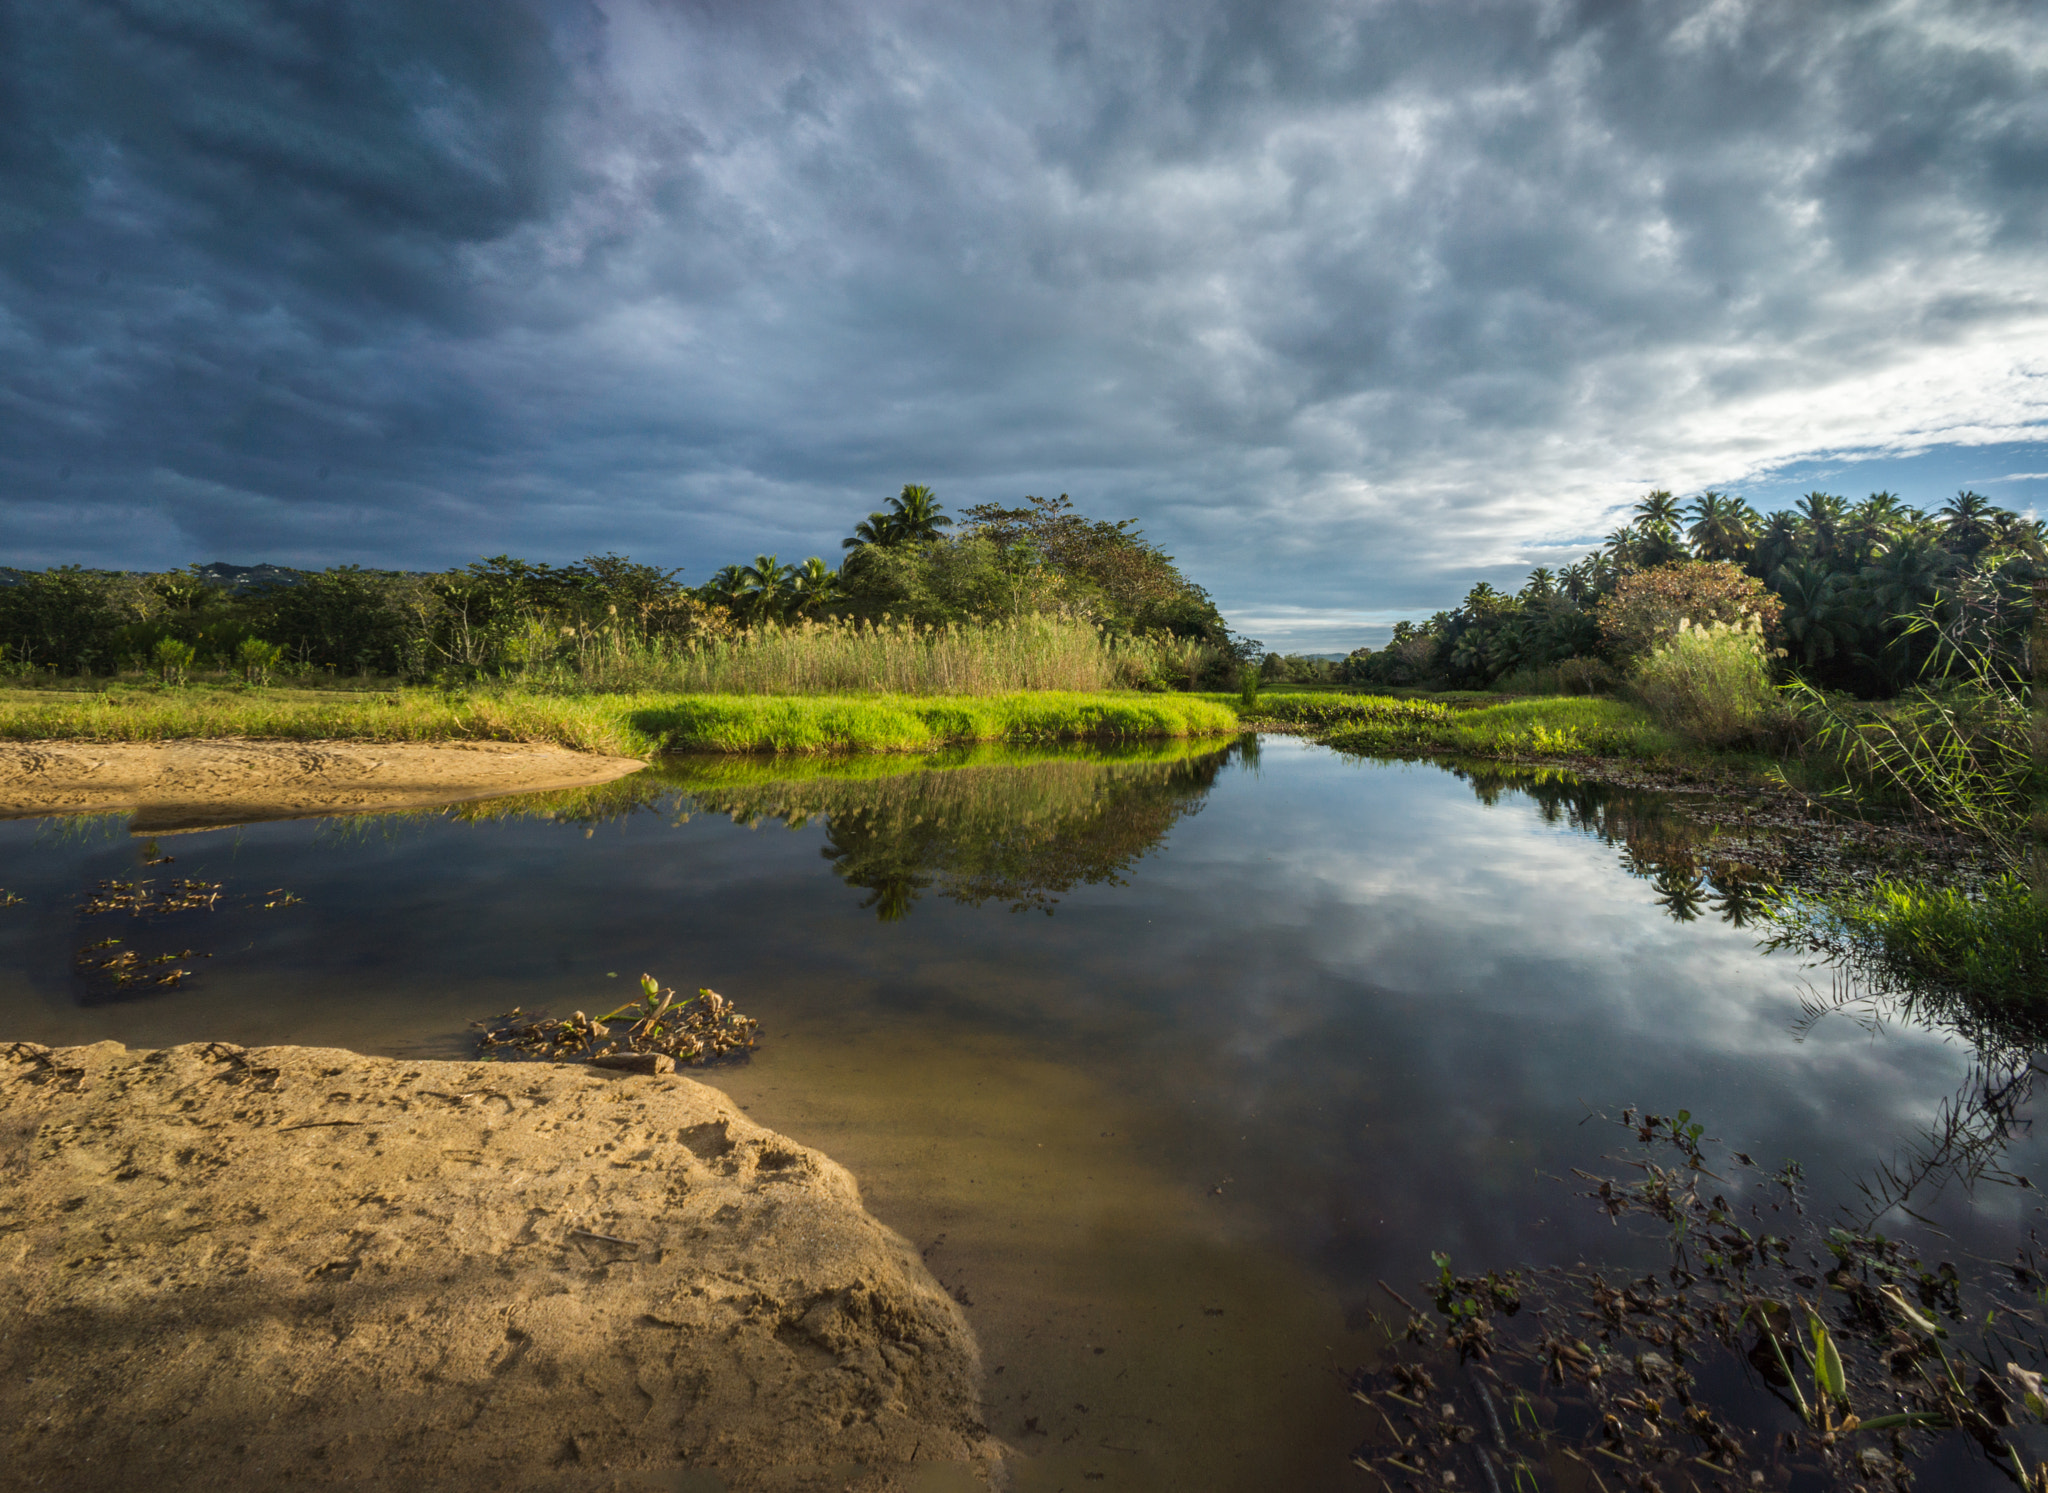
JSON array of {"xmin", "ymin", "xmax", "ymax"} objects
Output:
[
  {"xmin": 0, "ymin": 739, "xmax": 646, "ymax": 831},
  {"xmin": 0, "ymin": 1041, "xmax": 1000, "ymax": 1491}
]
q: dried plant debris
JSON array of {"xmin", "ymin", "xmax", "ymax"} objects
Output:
[
  {"xmin": 475, "ymin": 974, "xmax": 758, "ymax": 1068},
  {"xmin": 0, "ymin": 890, "xmax": 22, "ymax": 906},
  {"xmin": 73, "ymin": 937, "xmax": 207, "ymax": 988},
  {"xmin": 1350, "ymin": 1110, "xmax": 2048, "ymax": 1492}
]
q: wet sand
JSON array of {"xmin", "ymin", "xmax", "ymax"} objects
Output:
[{"xmin": 0, "ymin": 739, "xmax": 645, "ymax": 831}]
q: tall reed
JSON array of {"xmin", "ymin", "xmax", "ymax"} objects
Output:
[{"xmin": 514, "ymin": 614, "xmax": 1194, "ymax": 696}]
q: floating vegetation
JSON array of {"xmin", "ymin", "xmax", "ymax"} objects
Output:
[
  {"xmin": 73, "ymin": 937, "xmax": 204, "ymax": 988},
  {"xmin": 0, "ymin": 889, "xmax": 21, "ymax": 906},
  {"xmin": 474, "ymin": 973, "xmax": 758, "ymax": 1068},
  {"xmin": 78, "ymin": 878, "xmax": 223, "ymax": 915},
  {"xmin": 1350, "ymin": 1111, "xmax": 2048, "ymax": 1491}
]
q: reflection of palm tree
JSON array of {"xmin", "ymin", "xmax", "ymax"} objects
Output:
[
  {"xmin": 861, "ymin": 877, "xmax": 922, "ymax": 922},
  {"xmin": 1651, "ymin": 865, "xmax": 1708, "ymax": 922},
  {"xmin": 1707, "ymin": 875, "xmax": 1763, "ymax": 928}
]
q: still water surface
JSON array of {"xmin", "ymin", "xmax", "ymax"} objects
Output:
[{"xmin": 1, "ymin": 736, "xmax": 2033, "ymax": 1489}]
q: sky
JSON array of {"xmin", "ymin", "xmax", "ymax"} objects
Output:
[{"xmin": 2, "ymin": 1, "xmax": 2044, "ymax": 652}]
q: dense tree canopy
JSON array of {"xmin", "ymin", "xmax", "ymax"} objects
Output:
[
  {"xmin": 0, "ymin": 486, "xmax": 1249, "ymax": 682},
  {"xmin": 1345, "ymin": 490, "xmax": 2044, "ymax": 696}
]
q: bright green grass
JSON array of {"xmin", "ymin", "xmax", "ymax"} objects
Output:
[
  {"xmin": 1773, "ymin": 871, "xmax": 2048, "ymax": 1008},
  {"xmin": 0, "ymin": 685, "xmax": 1239, "ymax": 757},
  {"xmin": 626, "ymin": 691, "xmax": 1237, "ymax": 753},
  {"xmin": 1310, "ymin": 695, "xmax": 1677, "ymax": 760}
]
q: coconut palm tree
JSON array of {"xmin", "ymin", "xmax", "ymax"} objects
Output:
[
  {"xmin": 734, "ymin": 554, "xmax": 793, "ymax": 622},
  {"xmin": 1633, "ymin": 489, "xmax": 1684, "ymax": 533},
  {"xmin": 787, "ymin": 557, "xmax": 840, "ymax": 615},
  {"xmin": 842, "ymin": 512, "xmax": 897, "ymax": 553},
  {"xmin": 1939, "ymin": 490, "xmax": 1998, "ymax": 558},
  {"xmin": 1685, "ymin": 491, "xmax": 1756, "ymax": 563},
  {"xmin": 1794, "ymin": 492, "xmax": 1848, "ymax": 562},
  {"xmin": 1771, "ymin": 559, "xmax": 1856, "ymax": 669},
  {"xmin": 1752, "ymin": 511, "xmax": 1805, "ymax": 578},
  {"xmin": 885, "ymin": 484, "xmax": 951, "ymax": 544}
]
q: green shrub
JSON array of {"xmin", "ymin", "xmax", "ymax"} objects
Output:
[
  {"xmin": 1629, "ymin": 619, "xmax": 1777, "ymax": 748},
  {"xmin": 236, "ymin": 638, "xmax": 285, "ymax": 684},
  {"xmin": 152, "ymin": 637, "xmax": 196, "ymax": 685}
]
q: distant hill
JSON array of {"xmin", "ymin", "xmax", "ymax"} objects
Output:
[{"xmin": 190, "ymin": 561, "xmax": 306, "ymax": 593}]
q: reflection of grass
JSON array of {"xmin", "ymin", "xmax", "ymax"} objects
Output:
[{"xmin": 1, "ymin": 685, "xmax": 1239, "ymax": 757}]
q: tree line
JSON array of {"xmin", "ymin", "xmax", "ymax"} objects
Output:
[
  {"xmin": 1343, "ymin": 489, "xmax": 2044, "ymax": 696},
  {"xmin": 0, "ymin": 487, "xmax": 1247, "ymax": 682}
]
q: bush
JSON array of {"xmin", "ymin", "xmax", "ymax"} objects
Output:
[
  {"xmin": 1597, "ymin": 561, "xmax": 1782, "ymax": 663},
  {"xmin": 1629, "ymin": 619, "xmax": 1778, "ymax": 748}
]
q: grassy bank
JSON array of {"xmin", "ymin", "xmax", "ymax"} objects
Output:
[
  {"xmin": 1228, "ymin": 691, "xmax": 1679, "ymax": 759},
  {"xmin": 0, "ymin": 684, "xmax": 1238, "ymax": 756}
]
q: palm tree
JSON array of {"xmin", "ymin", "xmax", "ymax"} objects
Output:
[
  {"xmin": 1771, "ymin": 559, "xmax": 1855, "ymax": 669},
  {"xmin": 1990, "ymin": 510, "xmax": 2048, "ymax": 557},
  {"xmin": 885, "ymin": 484, "xmax": 951, "ymax": 544},
  {"xmin": 787, "ymin": 557, "xmax": 840, "ymax": 615},
  {"xmin": 1520, "ymin": 567, "xmax": 1556, "ymax": 603},
  {"xmin": 1603, "ymin": 526, "xmax": 1641, "ymax": 567},
  {"xmin": 1844, "ymin": 491, "xmax": 1907, "ymax": 565},
  {"xmin": 1939, "ymin": 490, "xmax": 1998, "ymax": 558},
  {"xmin": 1752, "ymin": 511, "xmax": 1804, "ymax": 577},
  {"xmin": 1559, "ymin": 561, "xmax": 1593, "ymax": 604},
  {"xmin": 842, "ymin": 512, "xmax": 896, "ymax": 553},
  {"xmin": 1685, "ymin": 491, "xmax": 1755, "ymax": 563},
  {"xmin": 1794, "ymin": 492, "xmax": 1847, "ymax": 562},
  {"xmin": 1860, "ymin": 535, "xmax": 1952, "ymax": 624},
  {"xmin": 1633, "ymin": 489, "xmax": 1683, "ymax": 533},
  {"xmin": 735, "ymin": 554, "xmax": 793, "ymax": 622}
]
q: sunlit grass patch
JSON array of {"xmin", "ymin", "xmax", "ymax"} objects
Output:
[
  {"xmin": 1313, "ymin": 694, "xmax": 1675, "ymax": 760},
  {"xmin": 0, "ymin": 683, "xmax": 1240, "ymax": 757},
  {"xmin": 627, "ymin": 691, "xmax": 1239, "ymax": 754}
]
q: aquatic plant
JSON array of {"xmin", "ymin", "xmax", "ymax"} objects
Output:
[
  {"xmin": 1768, "ymin": 871, "xmax": 2048, "ymax": 1015},
  {"xmin": 1352, "ymin": 1110, "xmax": 2048, "ymax": 1492},
  {"xmin": 474, "ymin": 973, "xmax": 757, "ymax": 1066}
]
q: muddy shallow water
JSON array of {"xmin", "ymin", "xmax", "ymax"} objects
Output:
[{"xmin": 1, "ymin": 735, "xmax": 2036, "ymax": 1489}]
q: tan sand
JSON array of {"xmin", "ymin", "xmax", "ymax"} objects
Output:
[
  {"xmin": 0, "ymin": 739, "xmax": 647, "ymax": 831},
  {"xmin": 0, "ymin": 1041, "xmax": 1001, "ymax": 1491}
]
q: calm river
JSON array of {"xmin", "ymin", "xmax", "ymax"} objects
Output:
[{"xmin": 1, "ymin": 736, "xmax": 2034, "ymax": 1490}]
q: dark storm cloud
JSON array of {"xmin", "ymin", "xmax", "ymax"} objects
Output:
[{"xmin": 2, "ymin": 0, "xmax": 2044, "ymax": 640}]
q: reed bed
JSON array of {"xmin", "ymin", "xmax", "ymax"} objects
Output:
[{"xmin": 524, "ymin": 614, "xmax": 1187, "ymax": 695}]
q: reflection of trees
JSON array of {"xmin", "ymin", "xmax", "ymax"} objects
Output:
[
  {"xmin": 1452, "ymin": 765, "xmax": 1773, "ymax": 928},
  {"xmin": 685, "ymin": 746, "xmax": 1237, "ymax": 920},
  {"xmin": 1464, "ymin": 762, "xmax": 2047, "ymax": 1233}
]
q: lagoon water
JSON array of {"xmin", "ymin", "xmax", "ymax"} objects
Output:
[{"xmin": 2, "ymin": 736, "xmax": 2035, "ymax": 1489}]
